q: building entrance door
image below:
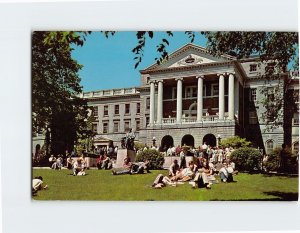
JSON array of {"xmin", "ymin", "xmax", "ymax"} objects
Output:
[
  {"xmin": 203, "ymin": 134, "xmax": 216, "ymax": 147},
  {"xmin": 181, "ymin": 134, "xmax": 195, "ymax": 147},
  {"xmin": 161, "ymin": 135, "xmax": 174, "ymax": 150}
]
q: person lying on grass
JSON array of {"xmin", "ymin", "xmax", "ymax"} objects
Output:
[
  {"xmin": 170, "ymin": 161, "xmax": 196, "ymax": 182},
  {"xmin": 112, "ymin": 157, "xmax": 132, "ymax": 175},
  {"xmin": 151, "ymin": 174, "xmax": 177, "ymax": 188},
  {"xmin": 131, "ymin": 160, "xmax": 151, "ymax": 174},
  {"xmin": 112, "ymin": 158, "xmax": 150, "ymax": 175},
  {"xmin": 32, "ymin": 176, "xmax": 48, "ymax": 195}
]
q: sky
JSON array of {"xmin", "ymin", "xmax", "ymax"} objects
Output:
[{"xmin": 71, "ymin": 31, "xmax": 207, "ymax": 92}]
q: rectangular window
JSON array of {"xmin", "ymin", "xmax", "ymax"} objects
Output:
[
  {"xmin": 146, "ymin": 98, "xmax": 150, "ymax": 110},
  {"xmin": 136, "ymin": 103, "xmax": 140, "ymax": 114},
  {"xmin": 124, "ymin": 121, "xmax": 130, "ymax": 131},
  {"xmin": 146, "ymin": 117, "xmax": 149, "ymax": 127},
  {"xmin": 293, "ymin": 113, "xmax": 299, "ymax": 126},
  {"xmin": 103, "ymin": 122, "xmax": 108, "ymax": 133},
  {"xmin": 172, "ymin": 87, "xmax": 177, "ymax": 99},
  {"xmin": 249, "ymin": 111, "xmax": 258, "ymax": 124},
  {"xmin": 92, "ymin": 124, "xmax": 97, "ymax": 133},
  {"xmin": 267, "ymin": 87, "xmax": 275, "ymax": 102},
  {"xmin": 136, "ymin": 120, "xmax": 140, "ymax": 131},
  {"xmin": 92, "ymin": 106, "xmax": 98, "ymax": 116},
  {"xmin": 125, "ymin": 104, "xmax": 130, "ymax": 114},
  {"xmin": 113, "ymin": 121, "xmax": 119, "ymax": 133},
  {"xmin": 211, "ymin": 84, "xmax": 219, "ymax": 96},
  {"xmin": 185, "ymin": 86, "xmax": 197, "ymax": 98},
  {"xmin": 250, "ymin": 64, "xmax": 257, "ymax": 72},
  {"xmin": 249, "ymin": 88, "xmax": 257, "ymax": 102},
  {"xmin": 114, "ymin": 105, "xmax": 119, "ymax": 115},
  {"xmin": 103, "ymin": 105, "xmax": 108, "ymax": 116}
]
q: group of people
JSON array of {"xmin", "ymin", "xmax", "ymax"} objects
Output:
[
  {"xmin": 111, "ymin": 157, "xmax": 150, "ymax": 175},
  {"xmin": 151, "ymin": 142, "xmax": 237, "ymax": 189},
  {"xmin": 152, "ymin": 158, "xmax": 236, "ymax": 189}
]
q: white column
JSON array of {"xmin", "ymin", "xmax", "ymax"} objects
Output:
[
  {"xmin": 228, "ymin": 73, "xmax": 235, "ymax": 120},
  {"xmin": 218, "ymin": 74, "xmax": 225, "ymax": 120},
  {"xmin": 234, "ymin": 76, "xmax": 239, "ymax": 118},
  {"xmin": 157, "ymin": 80, "xmax": 163, "ymax": 124},
  {"xmin": 176, "ymin": 78, "xmax": 183, "ymax": 123},
  {"xmin": 149, "ymin": 81, "xmax": 155, "ymax": 125},
  {"xmin": 197, "ymin": 76, "xmax": 204, "ymax": 121}
]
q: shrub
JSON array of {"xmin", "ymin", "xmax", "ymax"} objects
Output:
[
  {"xmin": 219, "ymin": 136, "xmax": 251, "ymax": 149},
  {"xmin": 134, "ymin": 141, "xmax": 145, "ymax": 151},
  {"xmin": 135, "ymin": 149, "xmax": 164, "ymax": 170},
  {"xmin": 264, "ymin": 147, "xmax": 298, "ymax": 173},
  {"xmin": 230, "ymin": 147, "xmax": 261, "ymax": 172},
  {"xmin": 263, "ymin": 148, "xmax": 281, "ymax": 172}
]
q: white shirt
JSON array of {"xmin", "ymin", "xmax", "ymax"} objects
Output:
[{"xmin": 32, "ymin": 179, "xmax": 43, "ymax": 191}]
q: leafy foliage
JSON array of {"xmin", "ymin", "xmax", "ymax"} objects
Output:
[
  {"xmin": 219, "ymin": 136, "xmax": 251, "ymax": 149},
  {"xmin": 32, "ymin": 31, "xmax": 91, "ymax": 154},
  {"xmin": 230, "ymin": 147, "xmax": 262, "ymax": 172},
  {"xmin": 135, "ymin": 149, "xmax": 164, "ymax": 170},
  {"xmin": 264, "ymin": 147, "xmax": 298, "ymax": 173}
]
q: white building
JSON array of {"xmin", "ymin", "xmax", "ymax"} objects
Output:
[{"xmin": 73, "ymin": 44, "xmax": 300, "ymax": 154}]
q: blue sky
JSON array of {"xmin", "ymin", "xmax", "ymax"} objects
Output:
[{"xmin": 71, "ymin": 32, "xmax": 207, "ymax": 92}]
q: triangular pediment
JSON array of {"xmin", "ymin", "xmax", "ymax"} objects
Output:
[{"xmin": 143, "ymin": 44, "xmax": 235, "ymax": 71}]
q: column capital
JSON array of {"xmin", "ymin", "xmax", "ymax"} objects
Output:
[
  {"xmin": 226, "ymin": 72, "xmax": 235, "ymax": 76},
  {"xmin": 156, "ymin": 79, "xmax": 164, "ymax": 83},
  {"xmin": 175, "ymin": 77, "xmax": 183, "ymax": 82},
  {"xmin": 217, "ymin": 73, "xmax": 226, "ymax": 77},
  {"xmin": 149, "ymin": 80, "xmax": 156, "ymax": 84},
  {"xmin": 196, "ymin": 75, "xmax": 205, "ymax": 79}
]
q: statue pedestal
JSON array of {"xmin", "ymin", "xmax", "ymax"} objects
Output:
[{"xmin": 116, "ymin": 149, "xmax": 136, "ymax": 167}]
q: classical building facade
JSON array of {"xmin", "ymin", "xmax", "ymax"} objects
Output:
[{"xmin": 82, "ymin": 44, "xmax": 299, "ymax": 154}]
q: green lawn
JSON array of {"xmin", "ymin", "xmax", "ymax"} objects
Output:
[{"xmin": 32, "ymin": 169, "xmax": 299, "ymax": 201}]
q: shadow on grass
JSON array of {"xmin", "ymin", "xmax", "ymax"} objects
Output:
[{"xmin": 263, "ymin": 191, "xmax": 298, "ymax": 201}]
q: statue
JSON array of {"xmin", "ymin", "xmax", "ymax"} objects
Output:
[{"xmin": 124, "ymin": 128, "xmax": 135, "ymax": 150}]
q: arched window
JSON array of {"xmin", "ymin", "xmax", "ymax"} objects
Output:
[
  {"xmin": 266, "ymin": 140, "xmax": 274, "ymax": 154},
  {"xmin": 293, "ymin": 141, "xmax": 299, "ymax": 155}
]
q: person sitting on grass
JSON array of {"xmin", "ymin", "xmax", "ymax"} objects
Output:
[
  {"xmin": 219, "ymin": 162, "xmax": 234, "ymax": 183},
  {"xmin": 131, "ymin": 160, "xmax": 151, "ymax": 174},
  {"xmin": 190, "ymin": 158, "xmax": 216, "ymax": 189},
  {"xmin": 168, "ymin": 159, "xmax": 180, "ymax": 177},
  {"xmin": 111, "ymin": 157, "xmax": 132, "ymax": 175},
  {"xmin": 170, "ymin": 161, "xmax": 196, "ymax": 182},
  {"xmin": 66, "ymin": 156, "xmax": 74, "ymax": 169},
  {"xmin": 73, "ymin": 158, "xmax": 86, "ymax": 176},
  {"xmin": 32, "ymin": 176, "xmax": 48, "ymax": 195}
]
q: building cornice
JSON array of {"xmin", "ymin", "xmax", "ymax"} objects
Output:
[
  {"xmin": 141, "ymin": 61, "xmax": 234, "ymax": 75},
  {"xmin": 142, "ymin": 43, "xmax": 236, "ymax": 71}
]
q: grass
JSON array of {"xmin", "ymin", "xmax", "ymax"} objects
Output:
[{"xmin": 32, "ymin": 169, "xmax": 299, "ymax": 201}]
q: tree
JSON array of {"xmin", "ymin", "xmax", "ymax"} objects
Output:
[
  {"xmin": 219, "ymin": 136, "xmax": 251, "ymax": 149},
  {"xmin": 32, "ymin": 31, "xmax": 91, "ymax": 154}
]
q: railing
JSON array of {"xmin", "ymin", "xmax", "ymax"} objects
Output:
[
  {"xmin": 160, "ymin": 115, "xmax": 233, "ymax": 125},
  {"xmin": 82, "ymin": 87, "xmax": 139, "ymax": 98}
]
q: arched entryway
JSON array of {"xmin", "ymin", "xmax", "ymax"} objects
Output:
[
  {"xmin": 181, "ymin": 134, "xmax": 195, "ymax": 147},
  {"xmin": 161, "ymin": 135, "xmax": 174, "ymax": 150},
  {"xmin": 203, "ymin": 134, "xmax": 216, "ymax": 147},
  {"xmin": 35, "ymin": 144, "xmax": 41, "ymax": 155}
]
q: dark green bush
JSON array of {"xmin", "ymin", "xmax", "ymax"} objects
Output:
[
  {"xmin": 264, "ymin": 147, "xmax": 298, "ymax": 173},
  {"xmin": 230, "ymin": 147, "xmax": 261, "ymax": 172},
  {"xmin": 263, "ymin": 148, "xmax": 281, "ymax": 172},
  {"xmin": 135, "ymin": 149, "xmax": 164, "ymax": 170}
]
